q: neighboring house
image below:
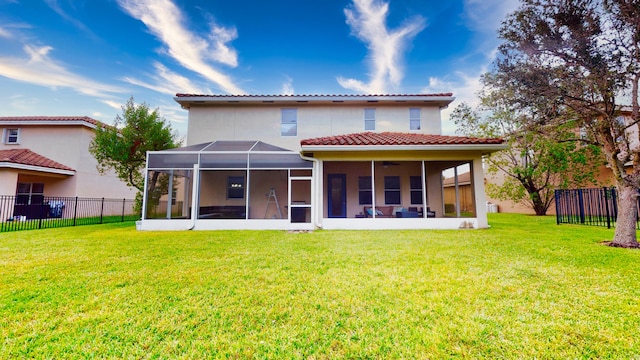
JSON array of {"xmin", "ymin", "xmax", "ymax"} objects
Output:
[
  {"xmin": 442, "ymin": 171, "xmax": 474, "ymax": 215},
  {"xmin": 139, "ymin": 94, "xmax": 505, "ymax": 231},
  {"xmin": 0, "ymin": 116, "xmax": 136, "ymax": 219}
]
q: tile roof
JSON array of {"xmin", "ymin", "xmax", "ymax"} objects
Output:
[
  {"xmin": 300, "ymin": 132, "xmax": 504, "ymax": 146},
  {"xmin": 0, "ymin": 148, "xmax": 75, "ymax": 172},
  {"xmin": 0, "ymin": 116, "xmax": 102, "ymax": 128}
]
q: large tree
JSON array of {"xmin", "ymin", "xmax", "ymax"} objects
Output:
[
  {"xmin": 89, "ymin": 97, "xmax": 180, "ymax": 214},
  {"xmin": 493, "ymin": 0, "xmax": 640, "ymax": 247},
  {"xmin": 451, "ymin": 91, "xmax": 601, "ymax": 215}
]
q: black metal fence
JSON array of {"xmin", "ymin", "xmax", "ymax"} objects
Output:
[
  {"xmin": 555, "ymin": 187, "xmax": 640, "ymax": 229},
  {"xmin": 0, "ymin": 195, "xmax": 137, "ymax": 232}
]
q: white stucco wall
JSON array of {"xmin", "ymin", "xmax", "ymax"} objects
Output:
[{"xmin": 186, "ymin": 104, "xmax": 443, "ymax": 149}]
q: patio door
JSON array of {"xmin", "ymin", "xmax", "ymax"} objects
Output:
[
  {"xmin": 328, "ymin": 174, "xmax": 346, "ymax": 218},
  {"xmin": 289, "ymin": 175, "xmax": 312, "ymax": 226}
]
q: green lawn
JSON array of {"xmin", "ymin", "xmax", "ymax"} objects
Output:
[{"xmin": 1, "ymin": 214, "xmax": 639, "ymax": 358}]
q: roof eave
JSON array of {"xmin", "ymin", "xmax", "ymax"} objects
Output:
[
  {"xmin": 0, "ymin": 162, "xmax": 75, "ymax": 176},
  {"xmin": 300, "ymin": 144, "xmax": 507, "ymax": 153},
  {"xmin": 0, "ymin": 120, "xmax": 98, "ymax": 129},
  {"xmin": 174, "ymin": 94, "xmax": 455, "ymax": 108}
]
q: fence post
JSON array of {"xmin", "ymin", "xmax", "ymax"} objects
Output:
[
  {"xmin": 100, "ymin": 198, "xmax": 105, "ymax": 224},
  {"xmin": 121, "ymin": 198, "xmax": 126, "ymax": 222},
  {"xmin": 73, "ymin": 196, "xmax": 78, "ymax": 226},
  {"xmin": 578, "ymin": 189, "xmax": 585, "ymax": 224},
  {"xmin": 603, "ymin": 187, "xmax": 611, "ymax": 229},
  {"xmin": 555, "ymin": 190, "xmax": 561, "ymax": 225},
  {"xmin": 611, "ymin": 187, "xmax": 618, "ymax": 222}
]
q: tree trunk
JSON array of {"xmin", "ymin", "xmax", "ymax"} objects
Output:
[
  {"xmin": 532, "ymin": 194, "xmax": 548, "ymax": 216},
  {"xmin": 611, "ymin": 184, "xmax": 640, "ymax": 248}
]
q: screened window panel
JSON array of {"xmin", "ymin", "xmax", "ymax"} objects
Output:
[
  {"xmin": 249, "ymin": 153, "xmax": 312, "ymax": 168},
  {"xmin": 200, "ymin": 153, "xmax": 248, "ymax": 168},
  {"xmin": 148, "ymin": 153, "xmax": 198, "ymax": 169}
]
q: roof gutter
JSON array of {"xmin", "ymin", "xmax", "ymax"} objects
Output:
[
  {"xmin": 300, "ymin": 144, "xmax": 507, "ymax": 152},
  {"xmin": 0, "ymin": 163, "xmax": 75, "ymax": 176}
]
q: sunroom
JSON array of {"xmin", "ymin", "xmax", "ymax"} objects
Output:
[{"xmin": 140, "ymin": 140, "xmax": 314, "ymax": 230}]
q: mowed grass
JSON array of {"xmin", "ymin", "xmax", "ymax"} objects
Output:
[{"xmin": 1, "ymin": 214, "xmax": 639, "ymax": 358}]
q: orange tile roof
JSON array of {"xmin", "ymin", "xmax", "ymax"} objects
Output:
[
  {"xmin": 300, "ymin": 132, "xmax": 504, "ymax": 146},
  {"xmin": 0, "ymin": 116, "xmax": 102, "ymax": 127},
  {"xmin": 0, "ymin": 149, "xmax": 75, "ymax": 172}
]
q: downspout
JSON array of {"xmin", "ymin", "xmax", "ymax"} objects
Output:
[{"xmin": 300, "ymin": 153, "xmax": 323, "ymax": 229}]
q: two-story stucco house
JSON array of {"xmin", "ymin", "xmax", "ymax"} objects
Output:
[
  {"xmin": 139, "ymin": 94, "xmax": 505, "ymax": 231},
  {"xmin": 0, "ymin": 117, "xmax": 136, "ymax": 215}
]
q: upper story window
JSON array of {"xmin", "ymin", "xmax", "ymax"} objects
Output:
[
  {"xmin": 281, "ymin": 109, "xmax": 297, "ymax": 136},
  {"xmin": 4, "ymin": 128, "xmax": 19, "ymax": 144},
  {"xmin": 409, "ymin": 108, "xmax": 421, "ymax": 130},
  {"xmin": 364, "ymin": 108, "xmax": 376, "ymax": 131}
]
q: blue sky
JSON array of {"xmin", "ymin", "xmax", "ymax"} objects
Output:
[{"xmin": 0, "ymin": 0, "xmax": 519, "ymax": 139}]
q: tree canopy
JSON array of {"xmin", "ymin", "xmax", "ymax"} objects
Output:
[
  {"xmin": 491, "ymin": 0, "xmax": 640, "ymax": 247},
  {"xmin": 89, "ymin": 97, "xmax": 180, "ymax": 213},
  {"xmin": 451, "ymin": 88, "xmax": 602, "ymax": 215}
]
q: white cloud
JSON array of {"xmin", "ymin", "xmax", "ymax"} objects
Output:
[
  {"xmin": 44, "ymin": 0, "xmax": 96, "ymax": 38},
  {"xmin": 7, "ymin": 94, "xmax": 36, "ymax": 111},
  {"xmin": 281, "ymin": 76, "xmax": 294, "ymax": 95},
  {"xmin": 208, "ymin": 25, "xmax": 239, "ymax": 67},
  {"xmin": 423, "ymin": 70, "xmax": 485, "ymax": 135},
  {"xmin": 420, "ymin": 0, "xmax": 519, "ymax": 135},
  {"xmin": 102, "ymin": 100, "xmax": 122, "ymax": 110},
  {"xmin": 0, "ymin": 44, "xmax": 126, "ymax": 97},
  {"xmin": 123, "ymin": 62, "xmax": 206, "ymax": 95},
  {"xmin": 337, "ymin": 0, "xmax": 426, "ymax": 94},
  {"xmin": 117, "ymin": 0, "xmax": 244, "ymax": 95},
  {"xmin": 0, "ymin": 26, "xmax": 11, "ymax": 38}
]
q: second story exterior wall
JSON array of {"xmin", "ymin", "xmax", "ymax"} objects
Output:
[
  {"xmin": 0, "ymin": 117, "xmax": 136, "ymax": 198},
  {"xmin": 178, "ymin": 94, "xmax": 453, "ymax": 149}
]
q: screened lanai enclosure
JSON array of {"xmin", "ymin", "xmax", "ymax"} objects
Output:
[
  {"xmin": 142, "ymin": 141, "xmax": 313, "ymax": 230},
  {"xmin": 140, "ymin": 140, "xmax": 489, "ymax": 231}
]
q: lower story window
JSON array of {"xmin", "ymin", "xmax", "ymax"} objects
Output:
[
  {"xmin": 410, "ymin": 176, "xmax": 423, "ymax": 204},
  {"xmin": 16, "ymin": 182, "xmax": 44, "ymax": 204},
  {"xmin": 227, "ymin": 176, "xmax": 245, "ymax": 199},
  {"xmin": 384, "ymin": 176, "xmax": 400, "ymax": 204},
  {"xmin": 358, "ymin": 176, "xmax": 372, "ymax": 205}
]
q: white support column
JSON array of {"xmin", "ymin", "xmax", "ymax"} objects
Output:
[
  {"xmin": 421, "ymin": 161, "xmax": 427, "ymax": 218},
  {"xmin": 454, "ymin": 166, "xmax": 461, "ymax": 218},
  {"xmin": 166, "ymin": 170, "xmax": 174, "ymax": 219},
  {"xmin": 191, "ymin": 164, "xmax": 200, "ymax": 221},
  {"xmin": 371, "ymin": 161, "xmax": 376, "ymax": 218},
  {"xmin": 472, "ymin": 157, "xmax": 489, "ymax": 228}
]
